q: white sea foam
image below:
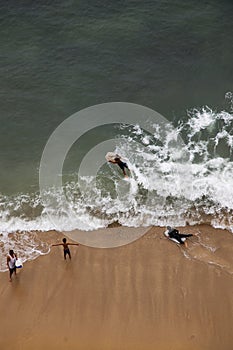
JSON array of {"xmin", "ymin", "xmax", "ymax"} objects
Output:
[{"xmin": 0, "ymin": 100, "xmax": 233, "ymax": 270}]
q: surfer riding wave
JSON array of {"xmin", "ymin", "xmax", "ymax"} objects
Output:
[{"xmin": 105, "ymin": 153, "xmax": 130, "ymax": 178}]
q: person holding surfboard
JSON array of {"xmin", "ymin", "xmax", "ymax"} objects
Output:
[
  {"xmin": 52, "ymin": 238, "xmax": 79, "ymax": 260},
  {"xmin": 166, "ymin": 226, "xmax": 194, "ymax": 247},
  {"xmin": 7, "ymin": 249, "xmax": 17, "ymax": 282},
  {"xmin": 106, "ymin": 153, "xmax": 130, "ymax": 178}
]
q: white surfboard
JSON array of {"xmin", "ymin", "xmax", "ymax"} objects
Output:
[
  {"xmin": 105, "ymin": 152, "xmax": 120, "ymax": 162},
  {"xmin": 15, "ymin": 258, "xmax": 23, "ymax": 268}
]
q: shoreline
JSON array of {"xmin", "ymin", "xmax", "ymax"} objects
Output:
[
  {"xmin": 0, "ymin": 225, "xmax": 233, "ymax": 349},
  {"xmin": 1, "ymin": 223, "xmax": 233, "ymax": 272}
]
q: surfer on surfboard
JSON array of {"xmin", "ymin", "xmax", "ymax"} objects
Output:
[
  {"xmin": 105, "ymin": 153, "xmax": 130, "ymax": 178},
  {"xmin": 166, "ymin": 226, "xmax": 194, "ymax": 247}
]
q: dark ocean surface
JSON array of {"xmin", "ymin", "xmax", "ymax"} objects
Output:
[{"xmin": 1, "ymin": 0, "xmax": 232, "ymax": 191}]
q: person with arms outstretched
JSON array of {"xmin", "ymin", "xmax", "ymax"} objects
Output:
[{"xmin": 52, "ymin": 238, "xmax": 79, "ymax": 260}]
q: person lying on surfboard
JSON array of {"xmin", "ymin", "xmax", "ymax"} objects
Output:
[
  {"xmin": 166, "ymin": 226, "xmax": 194, "ymax": 247},
  {"xmin": 107, "ymin": 154, "xmax": 130, "ymax": 178}
]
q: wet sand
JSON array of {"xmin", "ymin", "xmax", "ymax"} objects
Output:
[{"xmin": 0, "ymin": 225, "xmax": 233, "ymax": 350}]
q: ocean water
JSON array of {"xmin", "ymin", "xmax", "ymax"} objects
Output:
[{"xmin": 0, "ymin": 1, "xmax": 233, "ymax": 269}]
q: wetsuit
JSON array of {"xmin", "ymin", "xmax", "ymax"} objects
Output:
[
  {"xmin": 168, "ymin": 229, "xmax": 193, "ymax": 244},
  {"xmin": 114, "ymin": 157, "xmax": 128, "ymax": 171}
]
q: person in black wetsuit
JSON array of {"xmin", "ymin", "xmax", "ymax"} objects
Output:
[
  {"xmin": 108, "ymin": 156, "xmax": 130, "ymax": 177},
  {"xmin": 167, "ymin": 226, "xmax": 194, "ymax": 247}
]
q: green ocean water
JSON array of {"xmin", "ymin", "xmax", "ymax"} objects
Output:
[{"xmin": 1, "ymin": 0, "xmax": 232, "ymax": 194}]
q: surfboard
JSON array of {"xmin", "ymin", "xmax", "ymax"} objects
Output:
[
  {"xmin": 15, "ymin": 258, "xmax": 23, "ymax": 268},
  {"xmin": 105, "ymin": 152, "xmax": 120, "ymax": 162},
  {"xmin": 164, "ymin": 229, "xmax": 186, "ymax": 244}
]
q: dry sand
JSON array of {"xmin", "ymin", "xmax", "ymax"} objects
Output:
[{"xmin": 0, "ymin": 225, "xmax": 233, "ymax": 350}]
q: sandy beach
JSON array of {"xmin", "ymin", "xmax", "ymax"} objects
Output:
[{"xmin": 0, "ymin": 225, "xmax": 233, "ymax": 350}]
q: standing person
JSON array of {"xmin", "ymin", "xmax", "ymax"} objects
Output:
[
  {"xmin": 166, "ymin": 226, "xmax": 194, "ymax": 247},
  {"xmin": 7, "ymin": 250, "xmax": 17, "ymax": 282},
  {"xmin": 108, "ymin": 155, "xmax": 130, "ymax": 178},
  {"xmin": 52, "ymin": 238, "xmax": 79, "ymax": 260}
]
